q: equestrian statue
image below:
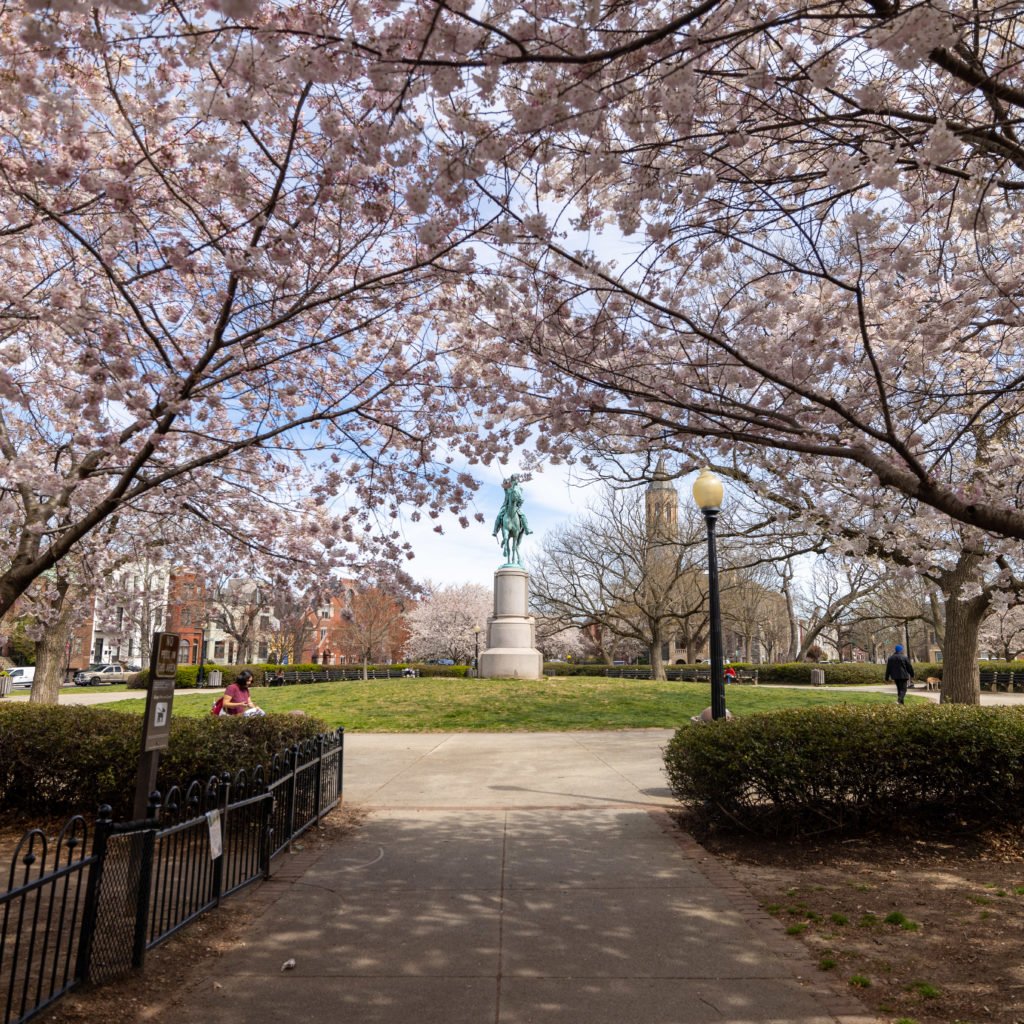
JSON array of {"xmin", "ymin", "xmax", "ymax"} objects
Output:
[{"xmin": 492, "ymin": 474, "xmax": 532, "ymax": 566}]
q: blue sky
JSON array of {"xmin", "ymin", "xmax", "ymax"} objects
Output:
[{"xmin": 398, "ymin": 461, "xmax": 606, "ymax": 588}]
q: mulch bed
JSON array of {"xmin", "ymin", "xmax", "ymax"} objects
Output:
[{"xmin": 691, "ymin": 818, "xmax": 1024, "ymax": 1024}]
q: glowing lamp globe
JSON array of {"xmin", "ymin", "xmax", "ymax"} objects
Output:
[{"xmin": 692, "ymin": 468, "xmax": 724, "ymax": 511}]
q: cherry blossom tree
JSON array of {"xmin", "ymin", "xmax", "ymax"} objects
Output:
[
  {"xmin": 340, "ymin": 0, "xmax": 1024, "ymax": 541},
  {"xmin": 0, "ymin": 1, "xmax": 499, "ymax": 619},
  {"xmin": 11, "ymin": 2, "xmax": 1024, "ymax": 707},
  {"xmin": 405, "ymin": 582, "xmax": 491, "ymax": 665},
  {"xmin": 979, "ymin": 605, "xmax": 1024, "ymax": 661}
]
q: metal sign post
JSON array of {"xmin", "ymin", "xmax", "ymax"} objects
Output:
[{"xmin": 133, "ymin": 632, "xmax": 179, "ymax": 819}]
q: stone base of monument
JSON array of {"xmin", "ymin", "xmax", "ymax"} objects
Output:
[{"xmin": 478, "ymin": 566, "xmax": 543, "ymax": 680}]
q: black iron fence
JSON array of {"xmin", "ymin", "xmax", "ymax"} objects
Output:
[
  {"xmin": 268, "ymin": 667, "xmax": 407, "ymax": 685},
  {"xmin": 1, "ymin": 728, "xmax": 343, "ymax": 1024}
]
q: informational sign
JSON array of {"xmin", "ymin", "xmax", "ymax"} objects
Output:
[
  {"xmin": 134, "ymin": 631, "xmax": 181, "ymax": 818},
  {"xmin": 206, "ymin": 810, "xmax": 223, "ymax": 860},
  {"xmin": 141, "ymin": 632, "xmax": 179, "ymax": 753}
]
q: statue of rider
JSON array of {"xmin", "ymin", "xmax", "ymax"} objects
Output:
[{"xmin": 492, "ymin": 474, "xmax": 533, "ymax": 564}]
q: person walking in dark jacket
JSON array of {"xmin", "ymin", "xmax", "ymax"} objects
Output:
[{"xmin": 884, "ymin": 644, "xmax": 915, "ymax": 704}]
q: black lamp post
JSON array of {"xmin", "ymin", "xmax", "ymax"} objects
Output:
[
  {"xmin": 692, "ymin": 468, "xmax": 727, "ymax": 720},
  {"xmin": 473, "ymin": 625, "xmax": 481, "ymax": 677}
]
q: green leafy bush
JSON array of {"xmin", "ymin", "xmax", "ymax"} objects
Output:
[
  {"xmin": 406, "ymin": 664, "xmax": 470, "ymax": 678},
  {"xmin": 0, "ymin": 704, "xmax": 330, "ymax": 819},
  {"xmin": 131, "ymin": 663, "xmax": 276, "ymax": 689},
  {"xmin": 664, "ymin": 704, "xmax": 1024, "ymax": 835},
  {"xmin": 132, "ymin": 661, "xmax": 471, "ymax": 689}
]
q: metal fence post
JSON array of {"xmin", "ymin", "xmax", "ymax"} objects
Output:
[
  {"xmin": 260, "ymin": 788, "xmax": 274, "ymax": 880},
  {"xmin": 131, "ymin": 792, "xmax": 161, "ymax": 968},
  {"xmin": 337, "ymin": 727, "xmax": 345, "ymax": 806},
  {"xmin": 286, "ymin": 745, "xmax": 299, "ymax": 848},
  {"xmin": 75, "ymin": 805, "xmax": 113, "ymax": 982},
  {"xmin": 212, "ymin": 774, "xmax": 230, "ymax": 907},
  {"xmin": 314, "ymin": 734, "xmax": 325, "ymax": 823}
]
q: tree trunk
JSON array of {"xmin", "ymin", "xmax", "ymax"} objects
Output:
[
  {"xmin": 933, "ymin": 550, "xmax": 991, "ymax": 705},
  {"xmin": 30, "ymin": 583, "xmax": 84, "ymax": 705},
  {"xmin": 940, "ymin": 594, "xmax": 985, "ymax": 704},
  {"xmin": 361, "ymin": 653, "xmax": 369, "ymax": 681},
  {"xmin": 649, "ymin": 627, "xmax": 666, "ymax": 681}
]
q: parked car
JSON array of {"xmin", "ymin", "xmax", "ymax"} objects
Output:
[
  {"xmin": 74, "ymin": 664, "xmax": 129, "ymax": 686},
  {"xmin": 6, "ymin": 666, "xmax": 35, "ymax": 688}
]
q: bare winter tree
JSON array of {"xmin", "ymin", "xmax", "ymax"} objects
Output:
[{"xmin": 334, "ymin": 586, "xmax": 410, "ymax": 679}]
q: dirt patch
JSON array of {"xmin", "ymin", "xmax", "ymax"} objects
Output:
[
  {"xmin": 7, "ymin": 806, "xmax": 365, "ymax": 1024},
  {"xmin": 690, "ymin": 819, "xmax": 1024, "ymax": 1024}
]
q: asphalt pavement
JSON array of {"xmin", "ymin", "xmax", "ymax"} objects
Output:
[{"xmin": 150, "ymin": 731, "xmax": 879, "ymax": 1024}]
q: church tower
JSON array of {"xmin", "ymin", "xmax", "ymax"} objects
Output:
[
  {"xmin": 645, "ymin": 455, "xmax": 681, "ymax": 667},
  {"xmin": 645, "ymin": 455, "xmax": 678, "ymax": 545}
]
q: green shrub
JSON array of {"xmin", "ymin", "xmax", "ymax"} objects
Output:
[
  {"xmin": 404, "ymin": 663, "xmax": 470, "ymax": 678},
  {"xmin": 664, "ymin": 704, "xmax": 1024, "ymax": 835},
  {"xmin": 0, "ymin": 703, "xmax": 330, "ymax": 819},
  {"xmin": 131, "ymin": 663, "xmax": 275, "ymax": 690},
  {"xmin": 131, "ymin": 661, "xmax": 471, "ymax": 689}
]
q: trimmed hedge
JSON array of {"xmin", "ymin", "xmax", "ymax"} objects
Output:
[
  {"xmin": 664, "ymin": 703, "xmax": 1024, "ymax": 835},
  {"xmin": 132, "ymin": 661, "xmax": 472, "ymax": 689},
  {"xmin": 131, "ymin": 662, "xmax": 279, "ymax": 689},
  {"xmin": 0, "ymin": 703, "xmax": 330, "ymax": 819}
]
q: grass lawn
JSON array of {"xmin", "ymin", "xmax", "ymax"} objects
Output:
[{"xmin": 102, "ymin": 676, "xmax": 917, "ymax": 731}]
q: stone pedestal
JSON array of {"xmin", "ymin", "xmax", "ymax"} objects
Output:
[{"xmin": 478, "ymin": 567, "xmax": 543, "ymax": 680}]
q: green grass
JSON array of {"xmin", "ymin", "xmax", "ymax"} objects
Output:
[
  {"xmin": 849, "ymin": 974, "xmax": 871, "ymax": 988},
  {"xmin": 830, "ymin": 912, "xmax": 849, "ymax": 925},
  {"xmin": 97, "ymin": 676, "xmax": 920, "ymax": 732},
  {"xmin": 908, "ymin": 981, "xmax": 941, "ymax": 1000},
  {"xmin": 884, "ymin": 911, "xmax": 920, "ymax": 931}
]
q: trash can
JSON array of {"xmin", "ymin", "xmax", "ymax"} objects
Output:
[
  {"xmin": 810, "ymin": 668, "xmax": 825, "ymax": 687},
  {"xmin": 0, "ymin": 674, "xmax": 11, "ymax": 697},
  {"xmin": 207, "ymin": 669, "xmax": 223, "ymax": 690}
]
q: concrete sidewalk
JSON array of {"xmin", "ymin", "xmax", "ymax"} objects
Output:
[{"xmin": 157, "ymin": 732, "xmax": 877, "ymax": 1024}]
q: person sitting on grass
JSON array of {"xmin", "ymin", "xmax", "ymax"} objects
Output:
[{"xmin": 222, "ymin": 669, "xmax": 265, "ymax": 717}]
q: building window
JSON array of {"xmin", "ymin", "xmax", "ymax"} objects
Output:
[
  {"xmin": 178, "ymin": 639, "xmax": 190, "ymax": 664},
  {"xmin": 183, "ymin": 607, "xmax": 192, "ymax": 626},
  {"xmin": 260, "ymin": 616, "xmax": 271, "ymax": 631},
  {"xmin": 320, "ymin": 609, "xmax": 331, "ymax": 619},
  {"xmin": 320, "ymin": 627, "xmax": 327, "ymax": 641},
  {"xmin": 214, "ymin": 640, "xmax": 226, "ymax": 660},
  {"xmin": 116, "ymin": 606, "xmax": 124, "ymax": 630},
  {"xmin": 322, "ymin": 651, "xmax": 332, "ymax": 665}
]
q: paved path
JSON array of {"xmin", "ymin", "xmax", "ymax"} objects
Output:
[{"xmin": 157, "ymin": 732, "xmax": 877, "ymax": 1024}]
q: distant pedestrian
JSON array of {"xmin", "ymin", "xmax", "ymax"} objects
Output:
[
  {"xmin": 724, "ymin": 665, "xmax": 737, "ymax": 684},
  {"xmin": 884, "ymin": 644, "xmax": 914, "ymax": 705}
]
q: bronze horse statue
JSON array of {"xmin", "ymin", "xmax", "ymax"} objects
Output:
[{"xmin": 492, "ymin": 475, "xmax": 532, "ymax": 566}]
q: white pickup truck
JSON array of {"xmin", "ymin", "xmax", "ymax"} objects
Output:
[{"xmin": 74, "ymin": 664, "xmax": 130, "ymax": 686}]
